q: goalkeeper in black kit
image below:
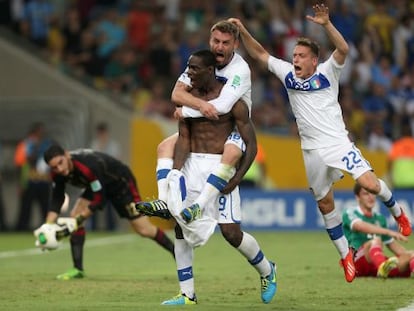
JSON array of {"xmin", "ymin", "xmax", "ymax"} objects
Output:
[{"xmin": 34, "ymin": 143, "xmax": 174, "ymax": 280}]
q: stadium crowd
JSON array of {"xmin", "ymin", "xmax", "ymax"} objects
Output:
[{"xmin": 1, "ymin": 0, "xmax": 414, "ymax": 147}]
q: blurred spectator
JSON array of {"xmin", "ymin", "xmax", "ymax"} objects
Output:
[
  {"xmin": 10, "ymin": 0, "xmax": 25, "ymax": 33},
  {"xmin": 370, "ymin": 54, "xmax": 400, "ymax": 90},
  {"xmin": 6, "ymin": 0, "xmax": 414, "ymax": 145},
  {"xmin": 367, "ymin": 121, "xmax": 393, "ymax": 153},
  {"xmin": 90, "ymin": 121, "xmax": 121, "ymax": 160},
  {"xmin": 148, "ymin": 25, "xmax": 177, "ymax": 78},
  {"xmin": 388, "ymin": 121, "xmax": 414, "ymax": 190},
  {"xmin": 20, "ymin": 0, "xmax": 55, "ymax": 48},
  {"xmin": 0, "ymin": 142, "xmax": 7, "ymax": 231},
  {"xmin": 393, "ymin": 14, "xmax": 412, "ymax": 69},
  {"xmin": 240, "ymin": 143, "xmax": 268, "ymax": 189},
  {"xmin": 142, "ymin": 79, "xmax": 175, "ymax": 119},
  {"xmin": 387, "ymin": 75, "xmax": 408, "ymax": 131},
  {"xmin": 362, "ymin": 83, "xmax": 394, "ymax": 139},
  {"xmin": 340, "ymin": 86, "xmax": 366, "ymax": 143},
  {"xmin": 62, "ymin": 6, "xmax": 86, "ymax": 58},
  {"xmin": 104, "ymin": 44, "xmax": 139, "ymax": 93},
  {"xmin": 158, "ymin": 0, "xmax": 180, "ymax": 23},
  {"xmin": 14, "ymin": 122, "xmax": 52, "ymax": 231},
  {"xmin": 352, "ymin": 39, "xmax": 374, "ymax": 98},
  {"xmin": 126, "ymin": 1, "xmax": 153, "ymax": 52},
  {"xmin": 364, "ymin": 2, "xmax": 397, "ymax": 57},
  {"xmin": 180, "ymin": 0, "xmax": 208, "ymax": 33},
  {"xmin": 65, "ymin": 27, "xmax": 106, "ymax": 79},
  {"xmin": 406, "ymin": 31, "xmax": 414, "ymax": 69},
  {"xmin": 330, "ymin": 1, "xmax": 360, "ymax": 44},
  {"xmin": 404, "ymin": 70, "xmax": 414, "ymax": 135},
  {"xmin": 89, "ymin": 121, "xmax": 120, "ymax": 231},
  {"xmin": 252, "ymin": 76, "xmax": 291, "ymax": 135},
  {"xmin": 47, "ymin": 17, "xmax": 65, "ymax": 65},
  {"xmin": 176, "ymin": 30, "xmax": 207, "ymax": 73},
  {"xmin": 0, "ymin": 0, "xmax": 11, "ymax": 26},
  {"xmin": 93, "ymin": 7, "xmax": 126, "ymax": 60}
]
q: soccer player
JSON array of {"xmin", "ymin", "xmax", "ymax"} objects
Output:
[
  {"xmin": 153, "ymin": 20, "xmax": 252, "ymax": 221},
  {"xmin": 343, "ymin": 183, "xmax": 414, "ymax": 278},
  {"xmin": 139, "ymin": 50, "xmax": 277, "ymax": 305},
  {"xmin": 228, "ymin": 3, "xmax": 412, "ymax": 283},
  {"xmin": 36, "ymin": 144, "xmax": 174, "ymax": 280}
]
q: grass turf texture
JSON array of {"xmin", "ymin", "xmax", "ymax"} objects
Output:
[{"xmin": 0, "ymin": 231, "xmax": 413, "ymax": 311}]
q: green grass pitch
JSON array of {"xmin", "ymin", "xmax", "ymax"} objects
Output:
[{"xmin": 0, "ymin": 231, "xmax": 413, "ymax": 311}]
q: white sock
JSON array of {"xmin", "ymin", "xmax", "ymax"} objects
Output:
[
  {"xmin": 322, "ymin": 209, "xmax": 349, "ymax": 258},
  {"xmin": 377, "ymin": 179, "xmax": 401, "ymax": 217},
  {"xmin": 156, "ymin": 158, "xmax": 173, "ymax": 202},
  {"xmin": 237, "ymin": 232, "xmax": 272, "ymax": 277},
  {"xmin": 194, "ymin": 163, "xmax": 235, "ymax": 209},
  {"xmin": 175, "ymin": 238, "xmax": 195, "ymax": 298}
]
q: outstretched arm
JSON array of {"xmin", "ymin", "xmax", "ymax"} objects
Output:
[
  {"xmin": 352, "ymin": 219, "xmax": 408, "ymax": 242},
  {"xmin": 306, "ymin": 3, "xmax": 349, "ymax": 65},
  {"xmin": 228, "ymin": 18, "xmax": 270, "ymax": 67},
  {"xmin": 172, "ymin": 80, "xmax": 219, "ymax": 120}
]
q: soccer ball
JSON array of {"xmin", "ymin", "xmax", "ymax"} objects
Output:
[{"xmin": 33, "ymin": 223, "xmax": 62, "ymax": 251}]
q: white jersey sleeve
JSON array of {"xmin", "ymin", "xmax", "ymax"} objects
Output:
[{"xmin": 181, "ymin": 53, "xmax": 252, "ymax": 118}]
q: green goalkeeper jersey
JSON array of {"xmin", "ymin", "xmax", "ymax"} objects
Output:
[{"xmin": 342, "ymin": 206, "xmax": 393, "ymax": 250}]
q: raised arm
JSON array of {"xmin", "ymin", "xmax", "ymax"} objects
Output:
[
  {"xmin": 306, "ymin": 3, "xmax": 349, "ymax": 65},
  {"xmin": 228, "ymin": 18, "xmax": 270, "ymax": 67}
]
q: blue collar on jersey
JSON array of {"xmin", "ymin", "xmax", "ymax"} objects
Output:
[
  {"xmin": 216, "ymin": 75, "xmax": 228, "ymax": 84},
  {"xmin": 285, "ymin": 72, "xmax": 330, "ymax": 91}
]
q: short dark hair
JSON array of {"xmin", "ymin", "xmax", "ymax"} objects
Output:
[
  {"xmin": 210, "ymin": 20, "xmax": 239, "ymax": 40},
  {"xmin": 96, "ymin": 121, "xmax": 109, "ymax": 132},
  {"xmin": 353, "ymin": 183, "xmax": 362, "ymax": 195},
  {"xmin": 191, "ymin": 49, "xmax": 217, "ymax": 67},
  {"xmin": 296, "ymin": 37, "xmax": 320, "ymax": 57},
  {"xmin": 44, "ymin": 143, "xmax": 65, "ymax": 163}
]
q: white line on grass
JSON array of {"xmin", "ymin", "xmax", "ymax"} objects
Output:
[
  {"xmin": 0, "ymin": 234, "xmax": 136, "ymax": 259},
  {"xmin": 397, "ymin": 302, "xmax": 414, "ymax": 311}
]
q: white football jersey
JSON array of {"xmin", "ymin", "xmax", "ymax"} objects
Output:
[
  {"xmin": 268, "ymin": 54, "xmax": 350, "ymax": 149},
  {"xmin": 180, "ymin": 52, "xmax": 252, "ymax": 118}
]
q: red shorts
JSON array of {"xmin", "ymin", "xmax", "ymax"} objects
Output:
[
  {"xmin": 354, "ymin": 248, "xmax": 377, "ymax": 277},
  {"xmin": 354, "ymin": 247, "xmax": 411, "ymax": 277}
]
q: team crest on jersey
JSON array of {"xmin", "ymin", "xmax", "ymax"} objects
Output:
[
  {"xmin": 285, "ymin": 72, "xmax": 330, "ymax": 91},
  {"xmin": 231, "ymin": 75, "xmax": 241, "ymax": 89}
]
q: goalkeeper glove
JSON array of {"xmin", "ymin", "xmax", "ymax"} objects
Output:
[{"xmin": 56, "ymin": 217, "xmax": 78, "ymax": 233}]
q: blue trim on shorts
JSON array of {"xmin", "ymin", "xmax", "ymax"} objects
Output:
[
  {"xmin": 326, "ymin": 223, "xmax": 344, "ymax": 240},
  {"xmin": 156, "ymin": 169, "xmax": 170, "ymax": 181},
  {"xmin": 179, "ymin": 175, "xmax": 187, "ymax": 201}
]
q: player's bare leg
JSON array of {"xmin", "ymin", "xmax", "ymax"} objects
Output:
[{"xmin": 220, "ymin": 223, "xmax": 277, "ymax": 303}]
